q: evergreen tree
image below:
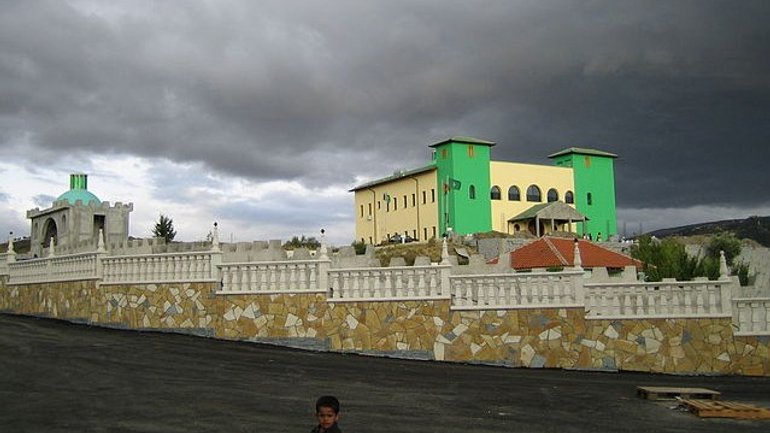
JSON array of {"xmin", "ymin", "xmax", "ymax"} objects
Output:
[{"xmin": 152, "ymin": 214, "xmax": 177, "ymax": 243}]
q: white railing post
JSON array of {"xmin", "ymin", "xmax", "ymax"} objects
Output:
[
  {"xmin": 573, "ymin": 271, "xmax": 585, "ymax": 305},
  {"xmin": 210, "ymin": 223, "xmax": 222, "ymax": 284},
  {"xmin": 319, "ymin": 230, "xmax": 330, "ymax": 295},
  {"xmin": 95, "ymin": 229, "xmax": 107, "ymax": 281},
  {"xmin": 719, "ymin": 250, "xmax": 729, "ymax": 278},
  {"xmin": 7, "ymin": 232, "xmax": 16, "ymax": 263}
]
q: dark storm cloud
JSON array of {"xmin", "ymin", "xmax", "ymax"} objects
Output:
[{"xmin": 1, "ymin": 0, "xmax": 769, "ymax": 212}]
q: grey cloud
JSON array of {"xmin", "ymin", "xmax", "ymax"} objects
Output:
[
  {"xmin": 1, "ymin": 0, "xmax": 769, "ymax": 215},
  {"xmin": 32, "ymin": 194, "xmax": 56, "ymax": 208}
]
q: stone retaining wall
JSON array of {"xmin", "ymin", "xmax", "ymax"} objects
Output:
[{"xmin": 1, "ymin": 280, "xmax": 768, "ymax": 376}]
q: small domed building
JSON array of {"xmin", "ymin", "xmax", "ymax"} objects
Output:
[{"xmin": 26, "ymin": 174, "xmax": 133, "ymax": 257}]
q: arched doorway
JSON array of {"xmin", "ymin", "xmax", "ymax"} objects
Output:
[{"xmin": 42, "ymin": 218, "xmax": 58, "ymax": 248}]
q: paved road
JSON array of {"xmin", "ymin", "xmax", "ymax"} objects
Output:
[{"xmin": 2, "ymin": 313, "xmax": 770, "ymax": 433}]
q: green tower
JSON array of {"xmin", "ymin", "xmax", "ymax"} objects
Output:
[
  {"xmin": 549, "ymin": 148, "xmax": 618, "ymax": 240},
  {"xmin": 430, "ymin": 136, "xmax": 494, "ymax": 236}
]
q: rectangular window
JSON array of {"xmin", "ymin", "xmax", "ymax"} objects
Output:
[
  {"xmin": 411, "ymin": 193, "xmax": 416, "ymax": 207},
  {"xmin": 432, "ymin": 226, "xmax": 437, "ymax": 238},
  {"xmin": 441, "ymin": 148, "xmax": 448, "ymax": 159},
  {"xmin": 431, "ymin": 189, "xmax": 435, "ymax": 202},
  {"xmin": 360, "ymin": 205, "xmax": 363, "ymax": 218},
  {"xmin": 369, "ymin": 236, "xmax": 373, "ymax": 244},
  {"xmin": 386, "ymin": 201, "xmax": 390, "ymax": 212},
  {"xmin": 423, "ymin": 227, "xmax": 428, "ymax": 240},
  {"xmin": 412, "ymin": 230, "xmax": 417, "ymax": 239},
  {"xmin": 377, "ymin": 201, "xmax": 381, "ymax": 210},
  {"xmin": 403, "ymin": 195, "xmax": 407, "ymax": 208},
  {"xmin": 368, "ymin": 203, "xmax": 372, "ymax": 215},
  {"xmin": 422, "ymin": 191, "xmax": 426, "ymax": 204},
  {"xmin": 468, "ymin": 145, "xmax": 474, "ymax": 158},
  {"xmin": 394, "ymin": 199, "xmax": 397, "ymax": 210}
]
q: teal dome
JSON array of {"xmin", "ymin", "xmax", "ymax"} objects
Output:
[
  {"xmin": 57, "ymin": 173, "xmax": 100, "ymax": 205},
  {"xmin": 58, "ymin": 189, "xmax": 101, "ymax": 205}
]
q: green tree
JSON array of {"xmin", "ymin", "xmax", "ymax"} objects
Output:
[
  {"xmin": 704, "ymin": 233, "xmax": 742, "ymax": 266},
  {"xmin": 631, "ymin": 234, "xmax": 753, "ymax": 285},
  {"xmin": 631, "ymin": 236, "xmax": 700, "ymax": 282},
  {"xmin": 152, "ymin": 214, "xmax": 177, "ymax": 243},
  {"xmin": 282, "ymin": 235, "xmax": 321, "ymax": 250}
]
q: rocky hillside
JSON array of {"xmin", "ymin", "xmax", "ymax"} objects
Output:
[{"xmin": 647, "ymin": 216, "xmax": 770, "ymax": 247}]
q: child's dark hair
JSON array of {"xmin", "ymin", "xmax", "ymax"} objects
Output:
[{"xmin": 316, "ymin": 395, "xmax": 340, "ymax": 414}]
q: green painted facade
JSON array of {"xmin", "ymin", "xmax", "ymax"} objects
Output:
[
  {"xmin": 550, "ymin": 148, "xmax": 617, "ymax": 239},
  {"xmin": 431, "ymin": 137, "xmax": 494, "ymax": 236}
]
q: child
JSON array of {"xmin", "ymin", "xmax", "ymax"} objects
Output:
[{"xmin": 311, "ymin": 395, "xmax": 342, "ymax": 433}]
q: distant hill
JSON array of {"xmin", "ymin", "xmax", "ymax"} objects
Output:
[{"xmin": 647, "ymin": 216, "xmax": 770, "ymax": 247}]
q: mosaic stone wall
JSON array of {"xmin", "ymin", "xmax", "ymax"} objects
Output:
[{"xmin": 1, "ymin": 280, "xmax": 767, "ymax": 376}]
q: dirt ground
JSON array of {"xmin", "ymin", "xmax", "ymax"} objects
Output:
[{"xmin": 1, "ymin": 312, "xmax": 769, "ymax": 433}]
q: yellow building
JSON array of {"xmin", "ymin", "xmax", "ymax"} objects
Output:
[{"xmin": 351, "ymin": 137, "xmax": 617, "ymax": 244}]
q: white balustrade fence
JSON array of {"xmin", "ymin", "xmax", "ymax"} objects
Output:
[
  {"xmin": 101, "ymin": 252, "xmax": 220, "ymax": 284},
  {"xmin": 218, "ymin": 260, "xmax": 328, "ymax": 294},
  {"xmin": 328, "ymin": 265, "xmax": 450, "ymax": 301},
  {"xmin": 8, "ymin": 252, "xmax": 100, "ymax": 284},
  {"xmin": 585, "ymin": 279, "xmax": 733, "ymax": 319},
  {"xmin": 450, "ymin": 271, "xmax": 585, "ymax": 310},
  {"xmin": 733, "ymin": 297, "xmax": 770, "ymax": 336}
]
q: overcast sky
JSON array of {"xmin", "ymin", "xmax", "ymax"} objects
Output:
[{"xmin": 1, "ymin": 0, "xmax": 769, "ymax": 245}]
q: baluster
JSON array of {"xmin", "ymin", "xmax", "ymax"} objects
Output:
[
  {"xmin": 453, "ymin": 280, "xmax": 463, "ymax": 305},
  {"xmin": 707, "ymin": 286, "xmax": 717, "ymax": 314},
  {"xmin": 683, "ymin": 289, "xmax": 693, "ymax": 314},
  {"xmin": 309, "ymin": 263, "xmax": 317, "ymax": 289},
  {"xmin": 520, "ymin": 278, "xmax": 529, "ymax": 305},
  {"xmin": 382, "ymin": 271, "xmax": 391, "ymax": 297},
  {"xmin": 633, "ymin": 289, "xmax": 641, "ymax": 314},
  {"xmin": 696, "ymin": 290, "xmax": 705, "ymax": 314},
  {"xmin": 340, "ymin": 271, "xmax": 349, "ymax": 299},
  {"xmin": 405, "ymin": 270, "xmax": 414, "ymax": 297},
  {"xmin": 647, "ymin": 289, "xmax": 657, "ymax": 315},
  {"xmin": 391, "ymin": 270, "xmax": 401, "ymax": 297},
  {"xmin": 287, "ymin": 264, "xmax": 296, "ymax": 291},
  {"xmin": 245, "ymin": 265, "xmax": 255, "ymax": 292},
  {"xmin": 750, "ymin": 302, "xmax": 760, "ymax": 333},
  {"xmin": 429, "ymin": 269, "xmax": 437, "ymax": 296},
  {"xmin": 350, "ymin": 271, "xmax": 360, "ymax": 298},
  {"xmin": 464, "ymin": 280, "xmax": 474, "ymax": 306},
  {"xmin": 412, "ymin": 270, "xmax": 422, "ymax": 297}
]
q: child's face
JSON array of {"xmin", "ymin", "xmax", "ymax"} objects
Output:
[{"xmin": 316, "ymin": 406, "xmax": 339, "ymax": 429}]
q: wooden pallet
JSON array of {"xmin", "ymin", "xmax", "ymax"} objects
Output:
[
  {"xmin": 637, "ymin": 386, "xmax": 721, "ymax": 401},
  {"xmin": 680, "ymin": 399, "xmax": 770, "ymax": 420}
]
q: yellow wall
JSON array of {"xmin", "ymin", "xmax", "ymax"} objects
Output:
[
  {"xmin": 489, "ymin": 162, "xmax": 575, "ymax": 233},
  {"xmin": 354, "ymin": 170, "xmax": 439, "ymax": 244}
]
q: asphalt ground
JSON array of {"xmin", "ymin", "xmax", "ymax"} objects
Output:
[{"xmin": 2, "ymin": 313, "xmax": 770, "ymax": 433}]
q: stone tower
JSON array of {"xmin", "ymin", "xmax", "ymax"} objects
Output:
[{"xmin": 27, "ymin": 173, "xmax": 133, "ymax": 257}]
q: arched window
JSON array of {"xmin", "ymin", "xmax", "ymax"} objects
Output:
[
  {"xmin": 526, "ymin": 185, "xmax": 541, "ymax": 202},
  {"xmin": 469, "ymin": 185, "xmax": 476, "ymax": 199},
  {"xmin": 565, "ymin": 191, "xmax": 574, "ymax": 204},
  {"xmin": 508, "ymin": 185, "xmax": 520, "ymax": 201},
  {"xmin": 490, "ymin": 186, "xmax": 501, "ymax": 200},
  {"xmin": 587, "ymin": 192, "xmax": 593, "ymax": 205},
  {"xmin": 547, "ymin": 188, "xmax": 558, "ymax": 202}
]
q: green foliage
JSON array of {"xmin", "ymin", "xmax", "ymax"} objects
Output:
[
  {"xmin": 704, "ymin": 233, "xmax": 742, "ymax": 266},
  {"xmin": 351, "ymin": 240, "xmax": 367, "ymax": 255},
  {"xmin": 631, "ymin": 236, "xmax": 700, "ymax": 282},
  {"xmin": 283, "ymin": 235, "xmax": 321, "ymax": 250},
  {"xmin": 734, "ymin": 261, "xmax": 752, "ymax": 287},
  {"xmin": 152, "ymin": 214, "xmax": 176, "ymax": 243},
  {"xmin": 631, "ymin": 234, "xmax": 753, "ymax": 285}
]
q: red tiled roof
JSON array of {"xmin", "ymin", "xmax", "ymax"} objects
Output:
[{"xmin": 508, "ymin": 237, "xmax": 643, "ymax": 270}]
